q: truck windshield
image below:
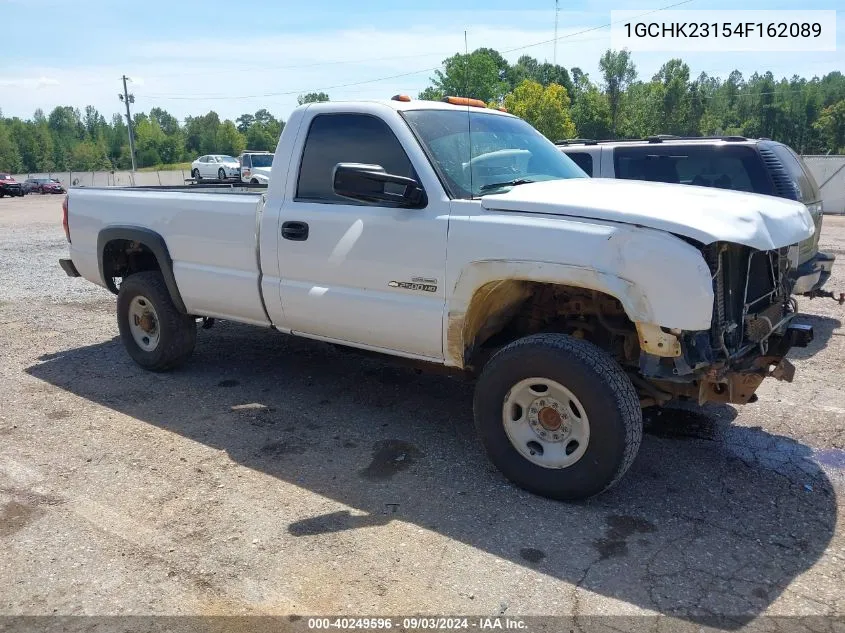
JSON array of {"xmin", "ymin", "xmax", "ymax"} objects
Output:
[
  {"xmin": 250, "ymin": 154, "xmax": 274, "ymax": 167},
  {"xmin": 402, "ymin": 109, "xmax": 586, "ymax": 199}
]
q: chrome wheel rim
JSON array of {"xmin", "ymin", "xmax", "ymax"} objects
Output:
[
  {"xmin": 502, "ymin": 377, "xmax": 590, "ymax": 469},
  {"xmin": 128, "ymin": 295, "xmax": 160, "ymax": 352}
]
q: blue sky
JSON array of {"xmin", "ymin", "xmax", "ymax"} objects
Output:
[{"xmin": 0, "ymin": 0, "xmax": 842, "ymax": 123}]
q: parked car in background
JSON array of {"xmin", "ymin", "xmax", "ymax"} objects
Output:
[
  {"xmin": 190, "ymin": 155, "xmax": 240, "ymax": 181},
  {"xmin": 0, "ymin": 173, "xmax": 24, "ymax": 197},
  {"xmin": 557, "ymin": 136, "xmax": 834, "ymax": 295},
  {"xmin": 24, "ymin": 178, "xmax": 65, "ymax": 194},
  {"xmin": 238, "ymin": 151, "xmax": 274, "ymax": 184}
]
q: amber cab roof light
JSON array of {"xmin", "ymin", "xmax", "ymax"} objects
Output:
[
  {"xmin": 391, "ymin": 94, "xmax": 412, "ymax": 102},
  {"xmin": 442, "ymin": 96, "xmax": 488, "ymax": 108}
]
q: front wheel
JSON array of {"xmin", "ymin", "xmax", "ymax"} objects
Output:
[
  {"xmin": 218, "ymin": 168, "xmax": 226, "ymax": 181},
  {"xmin": 473, "ymin": 333, "xmax": 642, "ymax": 500},
  {"xmin": 117, "ymin": 271, "xmax": 196, "ymax": 371}
]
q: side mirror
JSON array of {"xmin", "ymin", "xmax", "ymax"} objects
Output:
[{"xmin": 333, "ymin": 163, "xmax": 426, "ymax": 208}]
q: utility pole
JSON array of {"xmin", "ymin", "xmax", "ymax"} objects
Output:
[
  {"xmin": 119, "ymin": 75, "xmax": 137, "ymax": 171},
  {"xmin": 553, "ymin": 0, "xmax": 559, "ymax": 66}
]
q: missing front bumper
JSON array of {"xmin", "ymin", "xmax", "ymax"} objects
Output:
[{"xmin": 648, "ymin": 322, "xmax": 813, "ymax": 406}]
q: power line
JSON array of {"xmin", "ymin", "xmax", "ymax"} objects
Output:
[{"xmin": 137, "ymin": 0, "xmax": 697, "ymax": 102}]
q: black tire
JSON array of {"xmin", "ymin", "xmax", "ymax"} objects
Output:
[
  {"xmin": 116, "ymin": 271, "xmax": 196, "ymax": 372},
  {"xmin": 218, "ymin": 168, "xmax": 226, "ymax": 181},
  {"xmin": 192, "ymin": 169, "xmax": 201, "ymax": 182},
  {"xmin": 473, "ymin": 333, "xmax": 642, "ymax": 501},
  {"xmin": 250, "ymin": 178, "xmax": 259, "ymax": 184}
]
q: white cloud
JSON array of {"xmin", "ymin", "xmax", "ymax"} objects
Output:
[
  {"xmin": 2, "ymin": 12, "xmax": 842, "ymax": 123},
  {"xmin": 0, "ymin": 76, "xmax": 60, "ymax": 88}
]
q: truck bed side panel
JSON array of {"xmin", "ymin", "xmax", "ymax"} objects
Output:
[{"xmin": 68, "ymin": 188, "xmax": 270, "ymax": 325}]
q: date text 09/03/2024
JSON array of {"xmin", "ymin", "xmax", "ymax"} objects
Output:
[{"xmin": 307, "ymin": 617, "xmax": 528, "ymax": 630}]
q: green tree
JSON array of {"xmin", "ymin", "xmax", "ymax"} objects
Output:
[
  {"xmin": 653, "ymin": 59, "xmax": 691, "ymax": 135},
  {"xmin": 253, "ymin": 109, "xmax": 277, "ymax": 126},
  {"xmin": 297, "ymin": 92, "xmax": 330, "ymax": 105},
  {"xmin": 83, "ymin": 106, "xmax": 108, "ymax": 141},
  {"xmin": 217, "ymin": 120, "xmax": 246, "ymax": 156},
  {"xmin": 149, "ymin": 107, "xmax": 181, "ymax": 136},
  {"xmin": 33, "ymin": 122, "xmax": 56, "ymax": 171},
  {"xmin": 70, "ymin": 140, "xmax": 110, "ymax": 170},
  {"xmin": 245, "ymin": 124, "xmax": 277, "ymax": 151},
  {"xmin": 0, "ymin": 121, "xmax": 23, "ymax": 173},
  {"xmin": 430, "ymin": 49, "xmax": 508, "ymax": 104},
  {"xmin": 184, "ymin": 111, "xmax": 221, "ymax": 155},
  {"xmin": 108, "ymin": 113, "xmax": 131, "ymax": 169},
  {"xmin": 814, "ymin": 100, "xmax": 845, "ymax": 152},
  {"xmin": 133, "ymin": 117, "xmax": 167, "ymax": 166},
  {"xmin": 618, "ymin": 81, "xmax": 664, "ymax": 138},
  {"xmin": 503, "ymin": 80, "xmax": 576, "ymax": 141},
  {"xmin": 418, "ymin": 87, "xmax": 444, "ymax": 101},
  {"xmin": 571, "ymin": 79, "xmax": 612, "ymax": 140},
  {"xmin": 236, "ymin": 113, "xmax": 255, "ymax": 133},
  {"xmin": 508, "ymin": 55, "xmax": 573, "ymax": 97},
  {"xmin": 599, "ymin": 49, "xmax": 636, "ymax": 136}
]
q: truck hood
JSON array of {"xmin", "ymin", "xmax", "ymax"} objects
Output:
[{"xmin": 480, "ymin": 178, "xmax": 815, "ymax": 251}]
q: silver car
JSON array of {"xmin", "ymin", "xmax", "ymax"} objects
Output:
[{"xmin": 191, "ymin": 154, "xmax": 240, "ymax": 181}]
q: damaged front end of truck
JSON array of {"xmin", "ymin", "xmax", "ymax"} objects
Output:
[{"xmin": 638, "ymin": 242, "xmax": 814, "ymax": 406}]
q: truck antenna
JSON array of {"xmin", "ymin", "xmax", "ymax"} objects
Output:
[
  {"xmin": 464, "ymin": 30, "xmax": 474, "ymax": 198},
  {"xmin": 554, "ymin": 0, "xmax": 559, "ymax": 65}
]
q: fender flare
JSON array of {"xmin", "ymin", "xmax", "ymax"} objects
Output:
[{"xmin": 97, "ymin": 226, "xmax": 188, "ymax": 314}]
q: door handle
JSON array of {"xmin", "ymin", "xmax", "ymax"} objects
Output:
[{"xmin": 282, "ymin": 221, "xmax": 309, "ymax": 241}]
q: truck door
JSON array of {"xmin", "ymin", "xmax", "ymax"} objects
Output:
[{"xmin": 275, "ymin": 110, "xmax": 449, "ymax": 360}]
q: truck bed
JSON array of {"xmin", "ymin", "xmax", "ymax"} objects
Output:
[{"xmin": 67, "ymin": 186, "xmax": 271, "ymax": 326}]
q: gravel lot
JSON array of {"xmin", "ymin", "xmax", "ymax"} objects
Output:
[{"xmin": 1, "ymin": 195, "xmax": 844, "ymax": 630}]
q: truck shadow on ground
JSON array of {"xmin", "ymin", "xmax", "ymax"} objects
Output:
[
  {"xmin": 27, "ymin": 322, "xmax": 838, "ymax": 627},
  {"xmin": 789, "ymin": 313, "xmax": 841, "ymax": 360}
]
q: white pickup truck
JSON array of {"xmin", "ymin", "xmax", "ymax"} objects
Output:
[{"xmin": 60, "ymin": 96, "xmax": 817, "ymax": 500}]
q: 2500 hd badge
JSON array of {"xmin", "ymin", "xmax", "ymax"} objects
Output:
[{"xmin": 388, "ymin": 277, "xmax": 438, "ymax": 292}]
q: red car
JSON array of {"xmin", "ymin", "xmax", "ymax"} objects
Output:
[
  {"xmin": 25, "ymin": 177, "xmax": 65, "ymax": 194},
  {"xmin": 0, "ymin": 173, "xmax": 24, "ymax": 197}
]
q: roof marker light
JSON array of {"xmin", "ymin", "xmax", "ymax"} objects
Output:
[{"xmin": 443, "ymin": 96, "xmax": 487, "ymax": 108}]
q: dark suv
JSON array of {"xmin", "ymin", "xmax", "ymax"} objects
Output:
[
  {"xmin": 557, "ymin": 136, "xmax": 834, "ymax": 295},
  {"xmin": 0, "ymin": 173, "xmax": 24, "ymax": 197}
]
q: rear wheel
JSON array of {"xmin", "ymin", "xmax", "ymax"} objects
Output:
[
  {"xmin": 473, "ymin": 333, "xmax": 642, "ymax": 500},
  {"xmin": 116, "ymin": 271, "xmax": 196, "ymax": 371},
  {"xmin": 192, "ymin": 169, "xmax": 201, "ymax": 182}
]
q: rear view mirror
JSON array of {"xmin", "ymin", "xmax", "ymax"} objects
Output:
[{"xmin": 333, "ymin": 163, "xmax": 426, "ymax": 208}]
